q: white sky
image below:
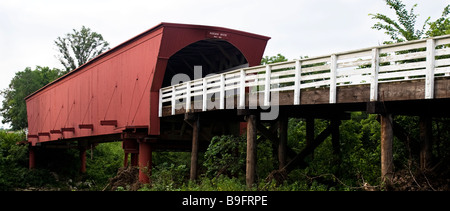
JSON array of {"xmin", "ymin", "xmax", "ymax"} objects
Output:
[{"xmin": 0, "ymin": 0, "xmax": 448, "ymax": 129}]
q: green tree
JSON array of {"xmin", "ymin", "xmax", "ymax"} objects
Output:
[
  {"xmin": 426, "ymin": 5, "xmax": 450, "ymax": 37},
  {"xmin": 369, "ymin": 0, "xmax": 430, "ymax": 43},
  {"xmin": 0, "ymin": 66, "xmax": 62, "ymax": 130},
  {"xmin": 261, "ymin": 53, "xmax": 287, "ymax": 65},
  {"xmin": 370, "ymin": 0, "xmax": 450, "ymax": 43},
  {"xmin": 55, "ymin": 26, "xmax": 110, "ymax": 73}
]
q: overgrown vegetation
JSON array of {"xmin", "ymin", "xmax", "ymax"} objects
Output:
[
  {"xmin": 139, "ymin": 112, "xmax": 384, "ymax": 191},
  {"xmin": 0, "ymin": 131, "xmax": 123, "ymax": 191},
  {"xmin": 2, "ymin": 111, "xmax": 450, "ymax": 191}
]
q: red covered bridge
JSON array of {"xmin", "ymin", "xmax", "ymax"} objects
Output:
[
  {"xmin": 26, "ymin": 23, "xmax": 270, "ymax": 183},
  {"xmin": 26, "ymin": 22, "xmax": 450, "ymax": 186}
]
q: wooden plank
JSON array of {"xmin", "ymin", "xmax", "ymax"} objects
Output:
[
  {"xmin": 301, "ymin": 64, "xmax": 331, "ymax": 73},
  {"xmin": 425, "ymin": 38, "xmax": 436, "ymax": 99},
  {"xmin": 100, "ymin": 120, "xmax": 117, "ymax": 127},
  {"xmin": 379, "ymin": 51, "xmax": 426, "ymax": 63},
  {"xmin": 264, "ymin": 65, "xmax": 271, "ymax": 106},
  {"xmin": 50, "ymin": 129, "xmax": 62, "ymax": 134},
  {"xmin": 336, "ymin": 85, "xmax": 370, "ymax": 103},
  {"xmin": 378, "ymin": 61, "xmax": 426, "ymax": 73},
  {"xmin": 271, "ymin": 69, "xmax": 295, "ymax": 78},
  {"xmin": 435, "ymin": 47, "xmax": 450, "ymax": 56},
  {"xmin": 337, "ymin": 50, "xmax": 371, "ymax": 60},
  {"xmin": 329, "ymin": 54, "xmax": 337, "ymax": 103},
  {"xmin": 158, "ymin": 89, "xmax": 163, "ymax": 117},
  {"xmin": 186, "ymin": 81, "xmax": 191, "ymax": 112},
  {"xmin": 271, "ymin": 62, "xmax": 295, "ymax": 70},
  {"xmin": 337, "ymin": 57, "xmax": 371, "ymax": 69},
  {"xmin": 202, "ymin": 78, "xmax": 207, "ymax": 111},
  {"xmin": 270, "ymin": 77, "xmax": 295, "ymax": 85},
  {"xmin": 61, "ymin": 127, "xmax": 75, "ymax": 132},
  {"xmin": 294, "ymin": 60, "xmax": 301, "ymax": 105},
  {"xmin": 337, "ymin": 67, "xmax": 372, "ymax": 77},
  {"xmin": 379, "ymin": 41, "xmax": 426, "ymax": 54},
  {"xmin": 300, "ymin": 56, "xmax": 330, "ymax": 66},
  {"xmin": 171, "ymin": 86, "xmax": 176, "ymax": 115},
  {"xmin": 239, "ymin": 69, "xmax": 246, "ymax": 109},
  {"xmin": 435, "ymin": 36, "xmax": 450, "ymax": 46},
  {"xmin": 220, "ymin": 74, "xmax": 225, "ymax": 110},
  {"xmin": 300, "ymin": 79, "xmax": 330, "ymax": 89},
  {"xmin": 270, "ymin": 85, "xmax": 295, "ymax": 92},
  {"xmin": 78, "ymin": 124, "xmax": 94, "ymax": 130},
  {"xmin": 377, "ymin": 69, "xmax": 425, "ymax": 80},
  {"xmin": 300, "ymin": 72, "xmax": 330, "ymax": 81}
]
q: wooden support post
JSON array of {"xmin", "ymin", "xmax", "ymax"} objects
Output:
[
  {"xmin": 246, "ymin": 114, "xmax": 257, "ymax": 188},
  {"xmin": 419, "ymin": 116, "xmax": 433, "ymax": 171},
  {"xmin": 380, "ymin": 114, "xmax": 394, "ymax": 185},
  {"xmin": 29, "ymin": 146, "xmax": 35, "ymax": 170},
  {"xmin": 278, "ymin": 115, "xmax": 288, "ymax": 169},
  {"xmin": 190, "ymin": 116, "xmax": 200, "ymax": 181},
  {"xmin": 80, "ymin": 147, "xmax": 87, "ymax": 173},
  {"xmin": 138, "ymin": 141, "xmax": 152, "ymax": 184}
]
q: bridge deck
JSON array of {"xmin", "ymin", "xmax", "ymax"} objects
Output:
[
  {"xmin": 161, "ymin": 77, "xmax": 450, "ymax": 117},
  {"xmin": 159, "ymin": 35, "xmax": 450, "ymax": 118}
]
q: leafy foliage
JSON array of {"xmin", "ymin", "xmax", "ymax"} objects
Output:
[
  {"xmin": 0, "ymin": 130, "xmax": 57, "ymax": 190},
  {"xmin": 85, "ymin": 142, "xmax": 123, "ymax": 188},
  {"xmin": 370, "ymin": 0, "xmax": 429, "ymax": 42},
  {"xmin": 203, "ymin": 135, "xmax": 247, "ymax": 178},
  {"xmin": 426, "ymin": 5, "xmax": 450, "ymax": 37},
  {"xmin": 370, "ymin": 0, "xmax": 450, "ymax": 43},
  {"xmin": 55, "ymin": 26, "xmax": 110, "ymax": 72},
  {"xmin": 260, "ymin": 53, "xmax": 288, "ymax": 65},
  {"xmin": 0, "ymin": 66, "xmax": 63, "ymax": 130}
]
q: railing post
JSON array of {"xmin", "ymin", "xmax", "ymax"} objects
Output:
[
  {"xmin": 425, "ymin": 38, "xmax": 436, "ymax": 99},
  {"xmin": 171, "ymin": 86, "xmax": 176, "ymax": 115},
  {"xmin": 239, "ymin": 69, "xmax": 246, "ymax": 109},
  {"xmin": 370, "ymin": 48, "xmax": 380, "ymax": 101},
  {"xmin": 264, "ymin": 65, "xmax": 271, "ymax": 107},
  {"xmin": 158, "ymin": 88, "xmax": 163, "ymax": 117},
  {"xmin": 202, "ymin": 78, "xmax": 207, "ymax": 111},
  {"xmin": 186, "ymin": 81, "xmax": 191, "ymax": 112},
  {"xmin": 294, "ymin": 60, "xmax": 301, "ymax": 105},
  {"xmin": 329, "ymin": 54, "xmax": 337, "ymax": 103},
  {"xmin": 220, "ymin": 74, "xmax": 225, "ymax": 110}
]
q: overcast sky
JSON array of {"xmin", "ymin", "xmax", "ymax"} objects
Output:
[{"xmin": 0, "ymin": 0, "xmax": 448, "ymax": 128}]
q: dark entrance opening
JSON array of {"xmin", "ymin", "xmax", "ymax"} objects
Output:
[{"xmin": 162, "ymin": 39, "xmax": 248, "ymax": 87}]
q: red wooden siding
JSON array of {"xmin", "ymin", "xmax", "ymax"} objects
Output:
[{"xmin": 25, "ymin": 23, "xmax": 270, "ymax": 146}]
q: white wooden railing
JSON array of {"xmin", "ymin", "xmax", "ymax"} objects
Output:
[{"xmin": 159, "ymin": 35, "xmax": 450, "ymax": 117}]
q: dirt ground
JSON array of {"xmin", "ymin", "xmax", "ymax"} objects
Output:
[{"xmin": 106, "ymin": 166, "xmax": 141, "ymax": 191}]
